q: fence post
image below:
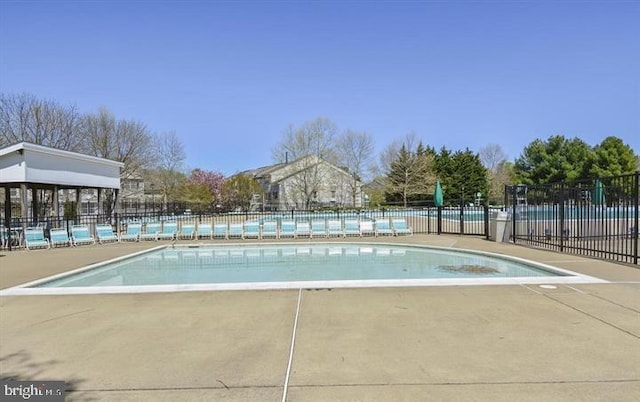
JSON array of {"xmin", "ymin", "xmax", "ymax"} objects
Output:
[
  {"xmin": 511, "ymin": 185, "xmax": 517, "ymax": 244},
  {"xmin": 559, "ymin": 183, "xmax": 565, "ymax": 252},
  {"xmin": 459, "ymin": 188, "xmax": 465, "ymax": 235},
  {"xmin": 484, "ymin": 204, "xmax": 490, "ymax": 240},
  {"xmin": 634, "ymin": 171, "xmax": 639, "ymax": 265}
]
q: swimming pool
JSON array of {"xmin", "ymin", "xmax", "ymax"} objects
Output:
[{"xmin": 1, "ymin": 243, "xmax": 605, "ymax": 295}]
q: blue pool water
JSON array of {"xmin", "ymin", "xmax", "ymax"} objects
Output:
[{"xmin": 35, "ymin": 243, "xmax": 565, "ymax": 289}]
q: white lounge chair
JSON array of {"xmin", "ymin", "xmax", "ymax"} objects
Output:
[
  {"xmin": 280, "ymin": 220, "xmax": 296, "ymax": 238},
  {"xmin": 178, "ymin": 223, "xmax": 195, "ymax": 240},
  {"xmin": 96, "ymin": 224, "xmax": 120, "ymax": 244},
  {"xmin": 344, "ymin": 219, "xmax": 361, "ymax": 237},
  {"xmin": 374, "ymin": 218, "xmax": 394, "ymax": 236},
  {"xmin": 244, "ymin": 221, "xmax": 260, "ymax": 239},
  {"xmin": 71, "ymin": 225, "xmax": 96, "ymax": 246},
  {"xmin": 197, "ymin": 223, "xmax": 214, "ymax": 239},
  {"xmin": 50, "ymin": 228, "xmax": 72, "ymax": 248},
  {"xmin": 295, "ymin": 221, "xmax": 311, "ymax": 238},
  {"xmin": 392, "ymin": 218, "xmax": 413, "ymax": 235},
  {"xmin": 157, "ymin": 222, "xmax": 177, "ymax": 240},
  {"xmin": 120, "ymin": 223, "xmax": 141, "ymax": 242},
  {"xmin": 327, "ymin": 220, "xmax": 344, "ymax": 237},
  {"xmin": 24, "ymin": 227, "xmax": 50, "ymax": 250},
  {"xmin": 140, "ymin": 222, "xmax": 162, "ymax": 241},
  {"xmin": 359, "ymin": 220, "xmax": 375, "ymax": 237},
  {"xmin": 311, "ymin": 220, "xmax": 327, "ymax": 238},
  {"xmin": 261, "ymin": 221, "xmax": 278, "ymax": 239},
  {"xmin": 228, "ymin": 223, "xmax": 244, "ymax": 239}
]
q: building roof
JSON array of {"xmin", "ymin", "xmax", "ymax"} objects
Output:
[{"xmin": 0, "ymin": 142, "xmax": 124, "ymax": 189}]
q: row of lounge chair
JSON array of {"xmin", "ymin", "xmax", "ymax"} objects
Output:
[
  {"xmin": 21, "ymin": 218, "xmax": 413, "ymax": 249},
  {"xmin": 23, "ymin": 225, "xmax": 98, "ymax": 250}
]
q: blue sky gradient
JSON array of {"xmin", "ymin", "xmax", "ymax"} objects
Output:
[{"xmin": 1, "ymin": 0, "xmax": 638, "ymax": 176}]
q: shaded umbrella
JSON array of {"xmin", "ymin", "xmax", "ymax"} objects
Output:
[
  {"xmin": 434, "ymin": 180, "xmax": 444, "ymax": 207},
  {"xmin": 593, "ymin": 179, "xmax": 605, "ymax": 206}
]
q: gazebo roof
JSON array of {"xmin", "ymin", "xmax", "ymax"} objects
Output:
[{"xmin": 0, "ymin": 142, "xmax": 124, "ymax": 189}]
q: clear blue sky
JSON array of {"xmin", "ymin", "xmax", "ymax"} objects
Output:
[{"xmin": 1, "ymin": 0, "xmax": 638, "ymax": 176}]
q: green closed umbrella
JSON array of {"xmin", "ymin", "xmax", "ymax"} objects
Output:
[
  {"xmin": 434, "ymin": 180, "xmax": 444, "ymax": 207},
  {"xmin": 593, "ymin": 179, "xmax": 605, "ymax": 206}
]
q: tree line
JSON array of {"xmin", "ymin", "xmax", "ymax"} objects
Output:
[{"xmin": 1, "ymin": 92, "xmax": 637, "ymax": 210}]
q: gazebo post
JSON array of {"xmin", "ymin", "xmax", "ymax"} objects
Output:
[
  {"xmin": 52, "ymin": 185, "xmax": 59, "ymax": 219},
  {"xmin": 75, "ymin": 187, "xmax": 82, "ymax": 224},
  {"xmin": 31, "ymin": 186, "xmax": 39, "ymax": 225},
  {"xmin": 19, "ymin": 183, "xmax": 28, "ymax": 229},
  {"xmin": 4, "ymin": 186, "xmax": 12, "ymax": 251}
]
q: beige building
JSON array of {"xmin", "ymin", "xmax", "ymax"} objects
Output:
[{"xmin": 244, "ymin": 155, "xmax": 363, "ymax": 211}]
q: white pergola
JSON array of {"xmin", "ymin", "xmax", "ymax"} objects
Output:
[{"xmin": 0, "ymin": 142, "xmax": 124, "ymax": 235}]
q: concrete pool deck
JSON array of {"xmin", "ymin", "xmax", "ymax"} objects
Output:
[{"xmin": 1, "ymin": 235, "xmax": 639, "ymax": 401}]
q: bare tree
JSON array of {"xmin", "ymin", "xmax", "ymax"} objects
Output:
[
  {"xmin": 479, "ymin": 143, "xmax": 509, "ymax": 204},
  {"xmin": 272, "ymin": 117, "xmax": 340, "ymax": 209},
  {"xmin": 336, "ymin": 130, "xmax": 375, "ymax": 205},
  {"xmin": 153, "ymin": 131, "xmax": 186, "ymax": 204},
  {"xmin": 80, "ymin": 107, "xmax": 154, "ymax": 179},
  {"xmin": 479, "ymin": 143, "xmax": 508, "ymax": 172},
  {"xmin": 271, "ymin": 117, "xmax": 338, "ymax": 163},
  {"xmin": 0, "ymin": 92, "xmax": 82, "ymax": 150}
]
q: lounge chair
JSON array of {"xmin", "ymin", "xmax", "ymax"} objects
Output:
[
  {"xmin": 391, "ymin": 218, "xmax": 413, "ymax": 235},
  {"xmin": 327, "ymin": 220, "xmax": 343, "ymax": 237},
  {"xmin": 295, "ymin": 221, "xmax": 311, "ymax": 237},
  {"xmin": 157, "ymin": 222, "xmax": 177, "ymax": 241},
  {"xmin": 261, "ymin": 221, "xmax": 279, "ymax": 239},
  {"xmin": 228, "ymin": 223, "xmax": 244, "ymax": 239},
  {"xmin": 374, "ymin": 218, "xmax": 394, "ymax": 236},
  {"xmin": 198, "ymin": 223, "xmax": 214, "ymax": 239},
  {"xmin": 280, "ymin": 220, "xmax": 296, "ymax": 238},
  {"xmin": 212, "ymin": 223, "xmax": 227, "ymax": 239},
  {"xmin": 50, "ymin": 228, "xmax": 72, "ymax": 248},
  {"xmin": 120, "ymin": 223, "xmax": 141, "ymax": 242},
  {"xmin": 178, "ymin": 223, "xmax": 195, "ymax": 240},
  {"xmin": 359, "ymin": 220, "xmax": 375, "ymax": 237},
  {"xmin": 71, "ymin": 225, "xmax": 96, "ymax": 246},
  {"xmin": 344, "ymin": 219, "xmax": 361, "ymax": 237},
  {"xmin": 311, "ymin": 220, "xmax": 327, "ymax": 238},
  {"xmin": 140, "ymin": 222, "xmax": 162, "ymax": 241},
  {"xmin": 24, "ymin": 227, "xmax": 50, "ymax": 250},
  {"xmin": 243, "ymin": 221, "xmax": 260, "ymax": 239},
  {"xmin": 96, "ymin": 224, "xmax": 120, "ymax": 244}
]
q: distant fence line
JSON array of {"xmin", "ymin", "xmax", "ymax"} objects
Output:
[{"xmin": 0, "ymin": 206, "xmax": 494, "ymax": 251}]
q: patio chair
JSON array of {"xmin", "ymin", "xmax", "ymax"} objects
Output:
[
  {"xmin": 228, "ymin": 222, "xmax": 244, "ymax": 239},
  {"xmin": 374, "ymin": 218, "xmax": 394, "ymax": 236},
  {"xmin": 261, "ymin": 221, "xmax": 279, "ymax": 239},
  {"xmin": 211, "ymin": 223, "xmax": 227, "ymax": 240},
  {"xmin": 120, "ymin": 223, "xmax": 141, "ymax": 242},
  {"xmin": 157, "ymin": 222, "xmax": 177, "ymax": 241},
  {"xmin": 50, "ymin": 228, "xmax": 72, "ymax": 248},
  {"xmin": 178, "ymin": 223, "xmax": 195, "ymax": 240},
  {"xmin": 96, "ymin": 224, "xmax": 120, "ymax": 244},
  {"xmin": 71, "ymin": 225, "xmax": 96, "ymax": 246},
  {"xmin": 359, "ymin": 220, "xmax": 375, "ymax": 237},
  {"xmin": 24, "ymin": 227, "xmax": 50, "ymax": 250},
  {"xmin": 344, "ymin": 219, "xmax": 361, "ymax": 237},
  {"xmin": 280, "ymin": 220, "xmax": 296, "ymax": 238},
  {"xmin": 295, "ymin": 221, "xmax": 311, "ymax": 238},
  {"xmin": 140, "ymin": 222, "xmax": 162, "ymax": 241},
  {"xmin": 198, "ymin": 223, "xmax": 214, "ymax": 239},
  {"xmin": 243, "ymin": 221, "xmax": 260, "ymax": 239},
  {"xmin": 327, "ymin": 220, "xmax": 344, "ymax": 237},
  {"xmin": 391, "ymin": 218, "xmax": 413, "ymax": 235},
  {"xmin": 311, "ymin": 220, "xmax": 327, "ymax": 238}
]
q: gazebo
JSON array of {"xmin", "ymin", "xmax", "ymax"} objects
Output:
[{"xmin": 0, "ymin": 142, "xmax": 124, "ymax": 248}]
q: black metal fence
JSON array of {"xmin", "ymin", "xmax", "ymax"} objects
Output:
[
  {"xmin": 1, "ymin": 205, "xmax": 493, "ymax": 250},
  {"xmin": 506, "ymin": 172, "xmax": 639, "ymax": 265}
]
